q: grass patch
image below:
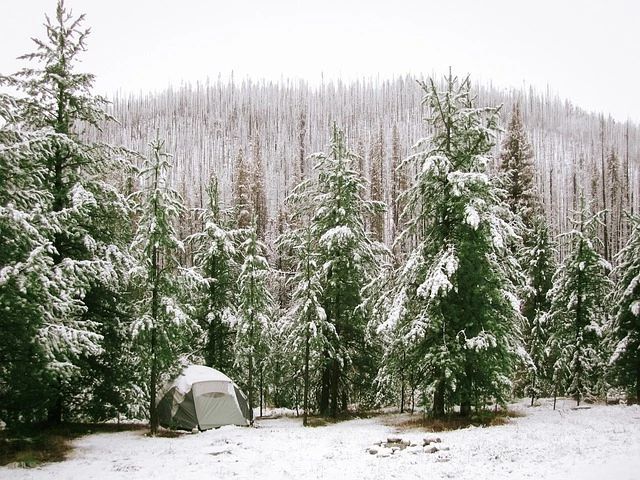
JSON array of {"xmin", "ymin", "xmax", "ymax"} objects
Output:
[
  {"xmin": 391, "ymin": 409, "xmax": 524, "ymax": 432},
  {"xmin": 0, "ymin": 422, "xmax": 146, "ymax": 468}
]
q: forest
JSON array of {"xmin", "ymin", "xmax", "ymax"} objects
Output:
[{"xmin": 1, "ymin": 0, "xmax": 639, "ymax": 440}]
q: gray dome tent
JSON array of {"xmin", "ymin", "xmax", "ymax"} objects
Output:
[{"xmin": 157, "ymin": 365, "xmax": 250, "ymax": 430}]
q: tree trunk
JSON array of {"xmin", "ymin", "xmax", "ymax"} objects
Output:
[
  {"xmin": 530, "ymin": 376, "xmax": 536, "ymax": 407},
  {"xmin": 149, "ymin": 244, "xmax": 159, "ymax": 436},
  {"xmin": 248, "ymin": 355, "xmax": 254, "ymax": 424},
  {"xmin": 330, "ymin": 359, "xmax": 339, "ymax": 418},
  {"xmin": 433, "ymin": 380, "xmax": 445, "ymax": 418},
  {"xmin": 400, "ymin": 350, "xmax": 406, "ymax": 413},
  {"xmin": 319, "ymin": 353, "xmax": 331, "ymax": 416},
  {"xmin": 47, "ymin": 394, "xmax": 63, "ymax": 425},
  {"xmin": 259, "ymin": 367, "xmax": 264, "ymax": 418},
  {"xmin": 150, "ymin": 328, "xmax": 158, "ymax": 435},
  {"xmin": 303, "ymin": 327, "xmax": 310, "ymax": 426}
]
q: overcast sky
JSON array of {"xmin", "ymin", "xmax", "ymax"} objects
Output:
[{"xmin": 1, "ymin": 0, "xmax": 638, "ymax": 122}]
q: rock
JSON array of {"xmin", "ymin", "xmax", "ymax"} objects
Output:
[
  {"xmin": 424, "ymin": 446, "xmax": 439, "ymax": 453},
  {"xmin": 423, "ymin": 436, "xmax": 442, "ymax": 446},
  {"xmin": 368, "ymin": 448, "xmax": 378, "ymax": 455},
  {"xmin": 377, "ymin": 447, "xmax": 392, "ymax": 457},
  {"xmin": 387, "ymin": 437, "xmax": 402, "ymax": 443},
  {"xmin": 440, "ymin": 446, "xmax": 450, "ymax": 451}
]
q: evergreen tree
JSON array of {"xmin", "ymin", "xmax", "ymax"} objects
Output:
[
  {"xmin": 390, "ymin": 123, "xmax": 408, "ymax": 256},
  {"xmin": 499, "ymin": 103, "xmax": 555, "ymax": 404},
  {"xmin": 608, "ymin": 214, "xmax": 640, "ymax": 401},
  {"xmin": 0, "ymin": 94, "xmax": 60, "ymax": 424},
  {"xmin": 251, "ymin": 135, "xmax": 268, "ymax": 238},
  {"xmin": 234, "ymin": 225, "xmax": 274, "ymax": 422},
  {"xmin": 233, "ymin": 148, "xmax": 252, "ymax": 229},
  {"xmin": 278, "ymin": 193, "xmax": 335, "ymax": 425},
  {"xmin": 519, "ymin": 217, "xmax": 556, "ymax": 404},
  {"xmin": 546, "ymin": 204, "xmax": 612, "ymax": 406},
  {"xmin": 377, "ymin": 73, "xmax": 522, "ymax": 417},
  {"xmin": 369, "ymin": 126, "xmax": 385, "ymax": 242},
  {"xmin": 131, "ymin": 140, "xmax": 197, "ymax": 435},
  {"xmin": 190, "ymin": 175, "xmax": 237, "ymax": 373},
  {"xmin": 306, "ymin": 124, "xmax": 385, "ymax": 417},
  {"xmin": 0, "ymin": 0, "xmax": 135, "ymax": 424},
  {"xmin": 499, "ymin": 104, "xmax": 537, "ymax": 230}
]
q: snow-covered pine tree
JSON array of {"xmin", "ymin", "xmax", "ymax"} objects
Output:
[
  {"xmin": 307, "ymin": 123, "xmax": 385, "ymax": 417},
  {"xmin": 233, "ymin": 148, "xmax": 252, "ymax": 229},
  {"xmin": 0, "ymin": 0, "xmax": 135, "ymax": 424},
  {"xmin": 607, "ymin": 214, "xmax": 640, "ymax": 401},
  {"xmin": 0, "ymin": 94, "xmax": 61, "ymax": 424},
  {"xmin": 278, "ymin": 185, "xmax": 335, "ymax": 424},
  {"xmin": 190, "ymin": 175, "xmax": 238, "ymax": 373},
  {"xmin": 131, "ymin": 139, "xmax": 197, "ymax": 435},
  {"xmin": 377, "ymin": 73, "xmax": 522, "ymax": 417},
  {"xmin": 499, "ymin": 104, "xmax": 537, "ymax": 231},
  {"xmin": 546, "ymin": 203, "xmax": 612, "ymax": 406},
  {"xmin": 234, "ymin": 224, "xmax": 274, "ymax": 422},
  {"xmin": 250, "ymin": 136, "xmax": 268, "ymax": 239},
  {"xmin": 519, "ymin": 217, "xmax": 556, "ymax": 404},
  {"xmin": 499, "ymin": 104, "xmax": 555, "ymax": 404},
  {"xmin": 369, "ymin": 126, "xmax": 385, "ymax": 242},
  {"xmin": 390, "ymin": 123, "xmax": 408, "ymax": 256}
]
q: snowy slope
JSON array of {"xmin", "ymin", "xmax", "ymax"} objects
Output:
[{"xmin": 3, "ymin": 400, "xmax": 639, "ymax": 480}]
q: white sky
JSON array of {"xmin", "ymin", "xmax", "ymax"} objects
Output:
[{"xmin": 1, "ymin": 0, "xmax": 638, "ymax": 122}]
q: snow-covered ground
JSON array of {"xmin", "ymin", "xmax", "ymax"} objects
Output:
[{"xmin": 3, "ymin": 399, "xmax": 639, "ymax": 480}]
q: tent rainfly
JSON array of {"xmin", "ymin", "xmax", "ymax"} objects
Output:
[{"xmin": 157, "ymin": 365, "xmax": 250, "ymax": 430}]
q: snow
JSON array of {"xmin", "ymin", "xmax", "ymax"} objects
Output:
[
  {"xmin": 4, "ymin": 400, "xmax": 639, "ymax": 480},
  {"xmin": 172, "ymin": 365, "xmax": 233, "ymax": 395},
  {"xmin": 464, "ymin": 204, "xmax": 480, "ymax": 229}
]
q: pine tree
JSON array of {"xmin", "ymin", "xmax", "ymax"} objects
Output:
[
  {"xmin": 519, "ymin": 217, "xmax": 556, "ymax": 404},
  {"xmin": 546, "ymin": 204, "xmax": 612, "ymax": 406},
  {"xmin": 369, "ymin": 126, "xmax": 385, "ymax": 242},
  {"xmin": 390, "ymin": 123, "xmax": 407, "ymax": 255},
  {"xmin": 131, "ymin": 140, "xmax": 197, "ymax": 435},
  {"xmin": 0, "ymin": 94, "xmax": 60, "ymax": 424},
  {"xmin": 251, "ymin": 135, "xmax": 268, "ymax": 238},
  {"xmin": 499, "ymin": 104, "xmax": 555, "ymax": 404},
  {"xmin": 190, "ymin": 175, "xmax": 237, "ymax": 373},
  {"xmin": 234, "ymin": 225, "xmax": 274, "ymax": 423},
  {"xmin": 377, "ymin": 73, "xmax": 522, "ymax": 417},
  {"xmin": 278, "ymin": 187, "xmax": 335, "ymax": 424},
  {"xmin": 305, "ymin": 124, "xmax": 385, "ymax": 417},
  {"xmin": 233, "ymin": 148, "xmax": 252, "ymax": 229},
  {"xmin": 499, "ymin": 104, "xmax": 537, "ymax": 230},
  {"xmin": 0, "ymin": 0, "xmax": 135, "ymax": 424},
  {"xmin": 608, "ymin": 214, "xmax": 640, "ymax": 401}
]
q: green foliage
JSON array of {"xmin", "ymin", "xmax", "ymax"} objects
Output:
[
  {"xmin": 377, "ymin": 73, "xmax": 522, "ymax": 417},
  {"xmin": 234, "ymin": 225, "xmax": 274, "ymax": 420},
  {"xmin": 607, "ymin": 214, "xmax": 640, "ymax": 400},
  {"xmin": 0, "ymin": 0, "xmax": 135, "ymax": 424},
  {"xmin": 130, "ymin": 140, "xmax": 198, "ymax": 432},
  {"xmin": 190, "ymin": 176, "xmax": 238, "ymax": 374},
  {"xmin": 546, "ymin": 204, "xmax": 612, "ymax": 405}
]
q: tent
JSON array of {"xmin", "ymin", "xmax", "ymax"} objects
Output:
[{"xmin": 157, "ymin": 365, "xmax": 251, "ymax": 430}]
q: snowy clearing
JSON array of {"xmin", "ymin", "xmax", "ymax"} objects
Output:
[{"xmin": 3, "ymin": 400, "xmax": 640, "ymax": 480}]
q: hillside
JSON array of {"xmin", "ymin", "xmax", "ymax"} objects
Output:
[{"xmin": 93, "ymin": 76, "xmax": 640, "ymax": 257}]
